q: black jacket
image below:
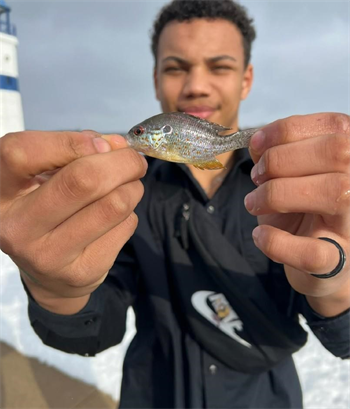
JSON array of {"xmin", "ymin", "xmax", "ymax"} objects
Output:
[{"xmin": 26, "ymin": 149, "xmax": 350, "ymax": 408}]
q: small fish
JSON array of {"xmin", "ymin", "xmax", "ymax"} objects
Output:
[{"xmin": 125, "ymin": 112, "xmax": 259, "ymax": 170}]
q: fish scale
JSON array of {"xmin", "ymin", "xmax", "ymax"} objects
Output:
[{"xmin": 126, "ymin": 112, "xmax": 259, "ymax": 170}]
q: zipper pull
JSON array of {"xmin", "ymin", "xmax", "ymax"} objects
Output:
[
  {"xmin": 180, "ymin": 203, "xmax": 190, "ymax": 249},
  {"xmin": 182, "ymin": 203, "xmax": 190, "ymax": 221},
  {"xmin": 174, "ymin": 203, "xmax": 190, "ymax": 250}
]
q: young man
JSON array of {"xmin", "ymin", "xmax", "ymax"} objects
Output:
[{"xmin": 1, "ymin": 1, "xmax": 349, "ymax": 408}]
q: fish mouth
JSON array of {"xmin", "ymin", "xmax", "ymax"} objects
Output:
[{"xmin": 178, "ymin": 106, "xmax": 216, "ymax": 120}]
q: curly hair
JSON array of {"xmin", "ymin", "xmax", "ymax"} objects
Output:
[{"xmin": 151, "ymin": 0, "xmax": 256, "ymax": 68}]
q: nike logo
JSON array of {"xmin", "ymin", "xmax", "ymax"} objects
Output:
[{"xmin": 191, "ymin": 290, "xmax": 252, "ymax": 348}]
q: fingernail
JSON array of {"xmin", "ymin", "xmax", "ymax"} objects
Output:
[
  {"xmin": 257, "ymin": 157, "xmax": 265, "ymax": 176},
  {"xmin": 244, "ymin": 191, "xmax": 256, "ymax": 212},
  {"xmin": 93, "ymin": 137, "xmax": 112, "ymax": 153},
  {"xmin": 250, "ymin": 130, "xmax": 265, "ymax": 153},
  {"xmin": 138, "ymin": 153, "xmax": 148, "ymax": 169},
  {"xmin": 101, "ymin": 134, "xmax": 128, "ymax": 149},
  {"xmin": 251, "ymin": 164, "xmax": 258, "ymax": 184},
  {"xmin": 81, "ymin": 130, "xmax": 101, "ymax": 138},
  {"xmin": 252, "ymin": 226, "xmax": 261, "ymax": 243}
]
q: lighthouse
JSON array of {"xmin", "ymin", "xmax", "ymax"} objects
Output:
[{"xmin": 0, "ymin": 0, "xmax": 24, "ymax": 137}]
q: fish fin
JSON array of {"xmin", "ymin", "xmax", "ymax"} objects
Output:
[
  {"xmin": 192, "ymin": 115, "xmax": 232, "ymax": 133},
  {"xmin": 196, "ymin": 117, "xmax": 232, "ymax": 134},
  {"xmin": 174, "ymin": 112, "xmax": 232, "ymax": 134},
  {"xmin": 212, "ymin": 123, "xmax": 232, "ymax": 134},
  {"xmin": 193, "ymin": 158, "xmax": 226, "ymax": 170}
]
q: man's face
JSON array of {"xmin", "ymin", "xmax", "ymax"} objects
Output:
[{"xmin": 154, "ymin": 18, "xmax": 253, "ymax": 130}]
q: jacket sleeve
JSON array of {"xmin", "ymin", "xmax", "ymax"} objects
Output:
[
  {"xmin": 24, "ymin": 241, "xmax": 139, "ymax": 357},
  {"xmin": 298, "ymin": 295, "xmax": 350, "ymax": 359}
]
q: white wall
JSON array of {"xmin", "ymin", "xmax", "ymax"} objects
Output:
[
  {"xmin": 0, "ymin": 32, "xmax": 19, "ymax": 77},
  {"xmin": 0, "ymin": 90, "xmax": 25, "ymax": 135},
  {"xmin": 0, "ymin": 32, "xmax": 25, "ymax": 136}
]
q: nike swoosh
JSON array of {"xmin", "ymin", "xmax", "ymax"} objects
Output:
[{"xmin": 191, "ymin": 290, "xmax": 252, "ymax": 348}]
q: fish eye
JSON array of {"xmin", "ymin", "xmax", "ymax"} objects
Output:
[
  {"xmin": 162, "ymin": 125, "xmax": 172, "ymax": 134},
  {"xmin": 133, "ymin": 126, "xmax": 145, "ymax": 136}
]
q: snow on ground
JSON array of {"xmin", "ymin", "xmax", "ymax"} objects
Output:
[
  {"xmin": 294, "ymin": 318, "xmax": 350, "ymax": 409},
  {"xmin": 1, "ymin": 251, "xmax": 349, "ymax": 407}
]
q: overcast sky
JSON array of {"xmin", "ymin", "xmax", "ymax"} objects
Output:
[{"xmin": 8, "ymin": 0, "xmax": 350, "ymax": 133}]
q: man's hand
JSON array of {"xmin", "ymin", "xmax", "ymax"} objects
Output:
[
  {"xmin": 0, "ymin": 130, "xmax": 147, "ymax": 313},
  {"xmin": 246, "ymin": 113, "xmax": 350, "ymax": 316}
]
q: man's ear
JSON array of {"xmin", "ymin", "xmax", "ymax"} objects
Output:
[
  {"xmin": 240, "ymin": 63, "xmax": 254, "ymax": 101},
  {"xmin": 154, "ymin": 67, "xmax": 160, "ymax": 101}
]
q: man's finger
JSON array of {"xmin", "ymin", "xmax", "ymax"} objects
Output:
[
  {"xmin": 251, "ymin": 133, "xmax": 350, "ymax": 185},
  {"xmin": 20, "ymin": 211, "xmax": 140, "ymax": 294},
  {"xmin": 244, "ymin": 173, "xmax": 350, "ymax": 222},
  {"xmin": 69, "ymin": 212, "xmax": 140, "ymax": 288},
  {"xmin": 44, "ymin": 180, "xmax": 144, "ymax": 263},
  {"xmin": 0, "ymin": 131, "xmax": 127, "ymax": 197},
  {"xmin": 11, "ymin": 148, "xmax": 147, "ymax": 239},
  {"xmin": 249, "ymin": 113, "xmax": 350, "ymax": 163},
  {"xmin": 252, "ymin": 226, "xmax": 348, "ymax": 295}
]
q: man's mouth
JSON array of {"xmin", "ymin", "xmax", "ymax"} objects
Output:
[{"xmin": 179, "ymin": 106, "xmax": 216, "ymax": 119}]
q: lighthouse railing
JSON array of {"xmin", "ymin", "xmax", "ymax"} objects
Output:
[{"xmin": 0, "ymin": 21, "xmax": 16, "ymax": 36}]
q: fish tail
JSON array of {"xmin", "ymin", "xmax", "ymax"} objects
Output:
[{"xmin": 226, "ymin": 128, "xmax": 260, "ymax": 151}]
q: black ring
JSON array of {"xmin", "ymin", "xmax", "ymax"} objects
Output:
[{"xmin": 311, "ymin": 237, "xmax": 347, "ymax": 279}]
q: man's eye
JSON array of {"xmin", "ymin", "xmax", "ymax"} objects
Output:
[
  {"xmin": 164, "ymin": 67, "xmax": 183, "ymax": 73},
  {"xmin": 213, "ymin": 66, "xmax": 232, "ymax": 72}
]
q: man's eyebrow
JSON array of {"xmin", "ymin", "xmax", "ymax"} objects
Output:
[
  {"xmin": 207, "ymin": 55, "xmax": 237, "ymax": 63},
  {"xmin": 161, "ymin": 56, "xmax": 188, "ymax": 65},
  {"xmin": 161, "ymin": 55, "xmax": 237, "ymax": 65}
]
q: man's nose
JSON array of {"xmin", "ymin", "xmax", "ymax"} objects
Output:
[{"xmin": 182, "ymin": 68, "xmax": 211, "ymax": 98}]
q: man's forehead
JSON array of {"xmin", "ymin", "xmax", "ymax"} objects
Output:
[{"xmin": 157, "ymin": 18, "xmax": 244, "ymax": 60}]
